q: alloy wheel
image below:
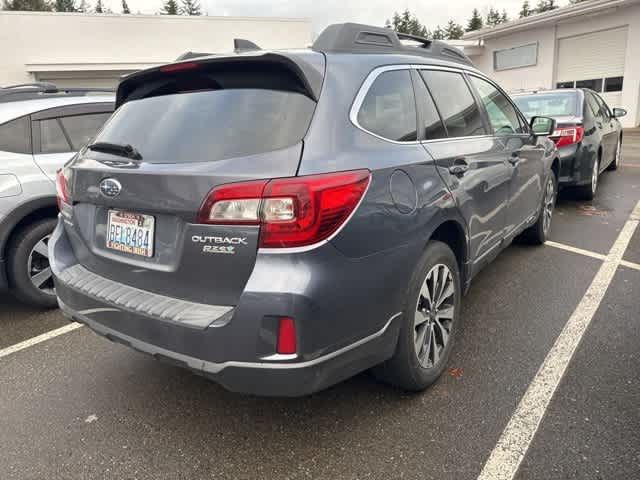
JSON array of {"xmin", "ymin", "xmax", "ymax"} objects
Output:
[
  {"xmin": 542, "ymin": 177, "xmax": 555, "ymax": 235},
  {"xmin": 28, "ymin": 235, "xmax": 55, "ymax": 296},
  {"xmin": 615, "ymin": 141, "xmax": 621, "ymax": 167},
  {"xmin": 414, "ymin": 264, "xmax": 455, "ymax": 368}
]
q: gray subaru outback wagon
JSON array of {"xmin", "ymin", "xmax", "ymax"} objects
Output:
[{"xmin": 51, "ymin": 24, "xmax": 559, "ymax": 396}]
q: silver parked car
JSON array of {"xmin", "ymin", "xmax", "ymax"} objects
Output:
[{"xmin": 0, "ymin": 83, "xmax": 113, "ymax": 307}]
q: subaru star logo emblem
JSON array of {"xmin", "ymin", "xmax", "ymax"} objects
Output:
[{"xmin": 99, "ymin": 178, "xmax": 122, "ymax": 198}]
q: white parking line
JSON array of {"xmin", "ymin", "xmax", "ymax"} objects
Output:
[
  {"xmin": 545, "ymin": 240, "xmax": 607, "ymax": 260},
  {"xmin": 546, "ymin": 240, "xmax": 640, "ymax": 271},
  {"xmin": 477, "ymin": 199, "xmax": 640, "ymax": 480},
  {"xmin": 0, "ymin": 323, "xmax": 83, "ymax": 360}
]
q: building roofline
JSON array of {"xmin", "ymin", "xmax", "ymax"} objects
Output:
[
  {"xmin": 0, "ymin": 11, "xmax": 311, "ymax": 23},
  {"xmin": 463, "ymin": 0, "xmax": 640, "ymax": 40}
]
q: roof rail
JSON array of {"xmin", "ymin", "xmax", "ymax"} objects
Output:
[
  {"xmin": 0, "ymin": 83, "xmax": 114, "ymax": 103},
  {"xmin": 312, "ymin": 23, "xmax": 474, "ymax": 66}
]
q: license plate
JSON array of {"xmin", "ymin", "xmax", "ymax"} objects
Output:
[{"xmin": 106, "ymin": 210, "xmax": 155, "ymax": 258}]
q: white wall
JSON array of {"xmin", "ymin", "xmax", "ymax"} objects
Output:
[
  {"xmin": 472, "ymin": 26, "xmax": 556, "ymax": 93},
  {"xmin": 469, "ymin": 4, "xmax": 640, "ymax": 127},
  {"xmin": 0, "ymin": 12, "xmax": 312, "ymax": 87}
]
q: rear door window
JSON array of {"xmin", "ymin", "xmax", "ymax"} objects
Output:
[
  {"xmin": 469, "ymin": 76, "xmax": 523, "ymax": 135},
  {"xmin": 420, "ymin": 70, "xmax": 486, "ymax": 138},
  {"xmin": 0, "ymin": 116, "xmax": 31, "ymax": 154},
  {"xmin": 59, "ymin": 112, "xmax": 111, "ymax": 150},
  {"xmin": 357, "ymin": 70, "xmax": 417, "ymax": 142},
  {"xmin": 40, "ymin": 119, "xmax": 72, "ymax": 154},
  {"xmin": 585, "ymin": 91, "xmax": 605, "ymax": 120}
]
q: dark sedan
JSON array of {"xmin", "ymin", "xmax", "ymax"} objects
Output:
[{"xmin": 512, "ymin": 88, "xmax": 625, "ymax": 199}]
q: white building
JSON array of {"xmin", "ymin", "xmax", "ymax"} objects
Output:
[
  {"xmin": 0, "ymin": 11, "xmax": 311, "ymax": 89},
  {"xmin": 462, "ymin": 0, "xmax": 640, "ymax": 127}
]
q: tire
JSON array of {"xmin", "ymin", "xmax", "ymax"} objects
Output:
[
  {"xmin": 607, "ymin": 137, "xmax": 621, "ymax": 171},
  {"xmin": 8, "ymin": 218, "xmax": 58, "ymax": 308},
  {"xmin": 521, "ymin": 170, "xmax": 557, "ymax": 245},
  {"xmin": 372, "ymin": 241, "xmax": 461, "ymax": 392},
  {"xmin": 577, "ymin": 155, "xmax": 599, "ymax": 201}
]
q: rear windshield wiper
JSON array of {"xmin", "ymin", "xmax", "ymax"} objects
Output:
[{"xmin": 87, "ymin": 142, "xmax": 142, "ymax": 160}]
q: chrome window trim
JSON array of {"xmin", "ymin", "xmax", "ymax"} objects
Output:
[
  {"xmin": 349, "ymin": 64, "xmax": 420, "ymax": 145},
  {"xmin": 349, "ymin": 63, "xmax": 493, "ymax": 145}
]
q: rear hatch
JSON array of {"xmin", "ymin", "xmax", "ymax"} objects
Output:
[{"xmin": 60, "ymin": 52, "xmax": 324, "ymax": 306}]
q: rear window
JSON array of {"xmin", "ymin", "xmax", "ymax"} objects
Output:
[
  {"xmin": 512, "ymin": 93, "xmax": 578, "ymax": 118},
  {"xmin": 93, "ymin": 89, "xmax": 315, "ymax": 163}
]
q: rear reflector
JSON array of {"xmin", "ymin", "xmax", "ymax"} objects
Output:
[
  {"xmin": 55, "ymin": 169, "xmax": 69, "ymax": 210},
  {"xmin": 550, "ymin": 125, "xmax": 584, "ymax": 148},
  {"xmin": 197, "ymin": 170, "xmax": 371, "ymax": 248},
  {"xmin": 276, "ymin": 317, "xmax": 296, "ymax": 354}
]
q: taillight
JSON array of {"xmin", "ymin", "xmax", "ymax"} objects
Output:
[
  {"xmin": 197, "ymin": 170, "xmax": 371, "ymax": 248},
  {"xmin": 55, "ymin": 169, "xmax": 69, "ymax": 210},
  {"xmin": 550, "ymin": 125, "xmax": 584, "ymax": 148}
]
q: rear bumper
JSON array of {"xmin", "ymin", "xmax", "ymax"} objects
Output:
[
  {"xmin": 50, "ymin": 217, "xmax": 405, "ymax": 396},
  {"xmin": 556, "ymin": 143, "xmax": 593, "ymax": 187},
  {"xmin": 59, "ymin": 300, "xmax": 399, "ymax": 396}
]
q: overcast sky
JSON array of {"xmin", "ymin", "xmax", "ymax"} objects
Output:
[{"xmin": 104, "ymin": 0, "xmax": 573, "ymax": 34}]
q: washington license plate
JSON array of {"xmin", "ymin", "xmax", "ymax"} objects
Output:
[{"xmin": 106, "ymin": 210, "xmax": 155, "ymax": 258}]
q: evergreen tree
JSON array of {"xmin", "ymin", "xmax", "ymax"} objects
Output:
[
  {"xmin": 94, "ymin": 0, "xmax": 102, "ymax": 12},
  {"xmin": 121, "ymin": 0, "xmax": 129, "ymax": 13},
  {"xmin": 536, "ymin": 0, "xmax": 559, "ymax": 13},
  {"xmin": 486, "ymin": 7, "xmax": 502, "ymax": 27},
  {"xmin": 180, "ymin": 0, "xmax": 200, "ymax": 15},
  {"xmin": 519, "ymin": 0, "xmax": 533, "ymax": 18},
  {"xmin": 2, "ymin": 0, "xmax": 52, "ymax": 9},
  {"xmin": 387, "ymin": 9, "xmax": 429, "ymax": 37},
  {"xmin": 55, "ymin": 0, "xmax": 75, "ymax": 11},
  {"xmin": 432, "ymin": 25, "xmax": 445, "ymax": 40},
  {"xmin": 466, "ymin": 8, "xmax": 484, "ymax": 32},
  {"xmin": 500, "ymin": 9, "xmax": 509, "ymax": 23},
  {"xmin": 161, "ymin": 0, "xmax": 177, "ymax": 14},
  {"xmin": 444, "ymin": 19, "xmax": 464, "ymax": 40}
]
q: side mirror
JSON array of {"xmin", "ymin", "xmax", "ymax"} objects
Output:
[
  {"xmin": 613, "ymin": 108, "xmax": 627, "ymax": 118},
  {"xmin": 530, "ymin": 116, "xmax": 556, "ymax": 137}
]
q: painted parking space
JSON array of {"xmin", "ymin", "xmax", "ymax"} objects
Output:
[
  {"xmin": 514, "ymin": 266, "xmax": 640, "ymax": 480},
  {"xmin": 0, "ymin": 234, "xmax": 604, "ymax": 480},
  {"xmin": 0, "ymin": 135, "xmax": 638, "ymax": 480}
]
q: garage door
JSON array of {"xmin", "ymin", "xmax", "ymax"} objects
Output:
[{"xmin": 556, "ymin": 27, "xmax": 628, "ymax": 107}]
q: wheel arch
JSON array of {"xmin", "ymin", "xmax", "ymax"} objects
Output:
[
  {"xmin": 0, "ymin": 196, "xmax": 58, "ymax": 262},
  {"xmin": 551, "ymin": 157, "xmax": 560, "ymax": 180},
  {"xmin": 428, "ymin": 218, "xmax": 469, "ymax": 292}
]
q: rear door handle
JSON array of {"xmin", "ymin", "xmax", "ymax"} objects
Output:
[{"xmin": 449, "ymin": 158, "xmax": 468, "ymax": 176}]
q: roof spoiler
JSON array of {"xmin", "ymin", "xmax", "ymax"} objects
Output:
[{"xmin": 116, "ymin": 52, "xmax": 323, "ymax": 107}]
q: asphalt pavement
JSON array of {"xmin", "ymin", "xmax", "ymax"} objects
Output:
[{"xmin": 1, "ymin": 133, "xmax": 639, "ymax": 480}]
